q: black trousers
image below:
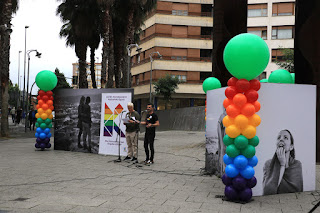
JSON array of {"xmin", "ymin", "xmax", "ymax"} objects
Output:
[{"xmin": 144, "ymin": 132, "xmax": 155, "ymax": 161}]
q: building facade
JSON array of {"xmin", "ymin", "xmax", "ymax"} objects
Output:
[{"xmin": 72, "ymin": 63, "xmax": 102, "ymax": 89}]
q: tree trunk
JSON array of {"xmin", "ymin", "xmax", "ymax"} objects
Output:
[
  {"xmin": 107, "ymin": 12, "xmax": 115, "ymax": 88},
  {"xmin": 76, "ymin": 41, "xmax": 88, "ymax": 88},
  {"xmin": 212, "ymin": 0, "xmax": 248, "ymax": 86},
  {"xmin": 90, "ymin": 46, "xmax": 97, "ymax": 88},
  {"xmin": 294, "ymin": 0, "xmax": 320, "ymax": 162},
  {"xmin": 114, "ymin": 32, "xmax": 124, "ymax": 88},
  {"xmin": 0, "ymin": 0, "xmax": 12, "ymax": 137},
  {"xmin": 101, "ymin": 6, "xmax": 111, "ymax": 89}
]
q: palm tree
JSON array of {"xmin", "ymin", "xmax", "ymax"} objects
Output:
[
  {"xmin": 0, "ymin": 0, "xmax": 18, "ymax": 137},
  {"xmin": 57, "ymin": 0, "xmax": 100, "ymax": 88}
]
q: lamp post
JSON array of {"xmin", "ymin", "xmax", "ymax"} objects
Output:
[
  {"xmin": 17, "ymin": 51, "xmax": 22, "ymax": 107},
  {"xmin": 22, "ymin": 26, "xmax": 29, "ymax": 122},
  {"xmin": 149, "ymin": 51, "xmax": 162, "ymax": 104},
  {"xmin": 126, "ymin": 44, "xmax": 142, "ymax": 88},
  {"xmin": 25, "ymin": 50, "xmax": 41, "ymax": 132}
]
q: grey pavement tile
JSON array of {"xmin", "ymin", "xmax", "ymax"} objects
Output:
[
  {"xmin": 201, "ymin": 202, "xmax": 241, "ymax": 212},
  {"xmin": 110, "ymin": 209, "xmax": 140, "ymax": 213},
  {"xmin": 99, "ymin": 201, "xmax": 142, "ymax": 210},
  {"xmin": 175, "ymin": 207, "xmax": 216, "ymax": 213},
  {"xmin": 93, "ymin": 194, "xmax": 133, "ymax": 203},
  {"xmin": 30, "ymin": 203, "xmax": 75, "ymax": 212},
  {"xmin": 0, "ymin": 200, "xmax": 41, "ymax": 209},
  {"xmin": 136, "ymin": 204, "xmax": 179, "ymax": 213},
  {"xmin": 67, "ymin": 205, "xmax": 113, "ymax": 213},
  {"xmin": 162, "ymin": 200, "xmax": 203, "ymax": 209},
  {"xmin": 186, "ymin": 195, "xmax": 223, "ymax": 204}
]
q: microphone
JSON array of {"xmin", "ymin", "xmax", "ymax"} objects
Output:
[{"xmin": 121, "ymin": 110, "xmax": 127, "ymax": 113}]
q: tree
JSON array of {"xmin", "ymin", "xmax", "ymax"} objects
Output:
[
  {"xmin": 8, "ymin": 81, "xmax": 20, "ymax": 108},
  {"xmin": 275, "ymin": 48, "xmax": 294, "ymax": 73},
  {"xmin": 0, "ymin": 0, "xmax": 19, "ymax": 137},
  {"xmin": 153, "ymin": 74, "xmax": 180, "ymax": 109},
  {"xmin": 53, "ymin": 68, "xmax": 71, "ymax": 93}
]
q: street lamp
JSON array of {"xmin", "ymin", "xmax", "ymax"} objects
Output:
[
  {"xmin": 17, "ymin": 51, "xmax": 22, "ymax": 107},
  {"xmin": 25, "ymin": 49, "xmax": 41, "ymax": 132},
  {"xmin": 149, "ymin": 51, "xmax": 162, "ymax": 104},
  {"xmin": 127, "ymin": 44, "xmax": 142, "ymax": 88},
  {"xmin": 22, "ymin": 26, "xmax": 29, "ymax": 121}
]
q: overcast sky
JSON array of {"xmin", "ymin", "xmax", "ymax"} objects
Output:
[{"xmin": 9, "ymin": 0, "xmax": 101, "ymax": 94}]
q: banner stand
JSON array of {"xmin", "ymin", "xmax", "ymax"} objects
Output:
[{"xmin": 114, "ymin": 111, "xmax": 126, "ymax": 163}]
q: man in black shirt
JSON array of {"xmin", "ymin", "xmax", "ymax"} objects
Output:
[{"xmin": 139, "ymin": 103, "xmax": 160, "ymax": 164}]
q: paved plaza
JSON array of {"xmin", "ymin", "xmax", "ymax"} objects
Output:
[{"xmin": 0, "ymin": 124, "xmax": 320, "ymax": 212}]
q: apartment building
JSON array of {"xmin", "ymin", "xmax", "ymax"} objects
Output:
[{"xmin": 72, "ymin": 63, "xmax": 102, "ymax": 89}]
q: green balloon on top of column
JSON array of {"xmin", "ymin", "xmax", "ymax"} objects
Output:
[
  {"xmin": 223, "ymin": 33, "xmax": 270, "ymax": 81},
  {"xmin": 35, "ymin": 70, "xmax": 58, "ymax": 92}
]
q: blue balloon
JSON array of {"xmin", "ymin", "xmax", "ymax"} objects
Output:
[
  {"xmin": 225, "ymin": 164, "xmax": 239, "ymax": 178},
  {"xmin": 234, "ymin": 155, "xmax": 248, "ymax": 170},
  {"xmin": 240, "ymin": 165, "xmax": 255, "ymax": 179},
  {"xmin": 248, "ymin": 156, "xmax": 258, "ymax": 167},
  {"xmin": 47, "ymin": 133, "xmax": 52, "ymax": 138},
  {"xmin": 40, "ymin": 133, "xmax": 46, "ymax": 139},
  {"xmin": 35, "ymin": 133, "xmax": 39, "ymax": 138},
  {"xmin": 36, "ymin": 127, "xmax": 43, "ymax": 134},
  {"xmin": 223, "ymin": 154, "xmax": 234, "ymax": 165},
  {"xmin": 44, "ymin": 128, "xmax": 50, "ymax": 134}
]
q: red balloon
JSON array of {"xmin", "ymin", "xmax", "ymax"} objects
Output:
[
  {"xmin": 37, "ymin": 95, "xmax": 41, "ymax": 100},
  {"xmin": 223, "ymin": 98, "xmax": 233, "ymax": 109},
  {"xmin": 250, "ymin": 79, "xmax": 261, "ymax": 91},
  {"xmin": 42, "ymin": 104, "xmax": 49, "ymax": 110},
  {"xmin": 42, "ymin": 95, "xmax": 49, "ymax": 102},
  {"xmin": 49, "ymin": 96, "xmax": 54, "ymax": 101},
  {"xmin": 38, "ymin": 100, "xmax": 44, "ymax": 106},
  {"xmin": 226, "ymin": 104, "xmax": 241, "ymax": 118},
  {"xmin": 38, "ymin": 90, "xmax": 46, "ymax": 96},
  {"xmin": 50, "ymin": 106, "xmax": 54, "ymax": 111},
  {"xmin": 46, "ymin": 91, "xmax": 53, "ymax": 96},
  {"xmin": 253, "ymin": 101, "xmax": 261, "ymax": 112},
  {"xmin": 245, "ymin": 89, "xmax": 259, "ymax": 103},
  {"xmin": 227, "ymin": 77, "xmax": 238, "ymax": 87},
  {"xmin": 47, "ymin": 100, "xmax": 53, "ymax": 106},
  {"xmin": 225, "ymin": 86, "xmax": 238, "ymax": 99},
  {"xmin": 36, "ymin": 104, "xmax": 40, "ymax": 109},
  {"xmin": 241, "ymin": 103, "xmax": 256, "ymax": 117},
  {"xmin": 236, "ymin": 79, "xmax": 250, "ymax": 93}
]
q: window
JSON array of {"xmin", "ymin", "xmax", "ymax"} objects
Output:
[
  {"xmin": 136, "ymin": 75, "xmax": 139, "ymax": 86},
  {"xmin": 273, "ymin": 2, "xmax": 295, "ymax": 16},
  {"xmin": 172, "ymin": 10, "xmax": 188, "ymax": 16},
  {"xmin": 72, "ymin": 76, "xmax": 78, "ymax": 85},
  {"xmin": 272, "ymin": 49, "xmax": 285, "ymax": 61},
  {"xmin": 248, "ymin": 4, "xmax": 267, "ymax": 17},
  {"xmin": 248, "ymin": 27, "xmax": 267, "ymax": 40},
  {"xmin": 172, "ymin": 75, "xmax": 187, "ymax": 82},
  {"xmin": 137, "ymin": 55, "xmax": 140, "ymax": 64},
  {"xmin": 257, "ymin": 72, "xmax": 267, "ymax": 80},
  {"xmin": 171, "ymin": 56, "xmax": 187, "ymax": 61},
  {"xmin": 272, "ymin": 26, "xmax": 294, "ymax": 39}
]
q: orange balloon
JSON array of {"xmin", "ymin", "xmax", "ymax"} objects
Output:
[
  {"xmin": 50, "ymin": 106, "xmax": 54, "ymax": 111},
  {"xmin": 249, "ymin": 114, "xmax": 261, "ymax": 127},
  {"xmin": 36, "ymin": 104, "xmax": 40, "ymax": 109},
  {"xmin": 38, "ymin": 108, "xmax": 44, "ymax": 115},
  {"xmin": 223, "ymin": 115, "xmax": 234, "ymax": 127},
  {"xmin": 46, "ymin": 109, "xmax": 52, "ymax": 115},
  {"xmin": 38, "ymin": 100, "xmax": 44, "ymax": 106},
  {"xmin": 234, "ymin": 114, "xmax": 249, "ymax": 129},
  {"xmin": 253, "ymin": 101, "xmax": 261, "ymax": 112},
  {"xmin": 226, "ymin": 125, "xmax": 241, "ymax": 138},
  {"xmin": 41, "ymin": 113, "xmax": 48, "ymax": 120},
  {"xmin": 47, "ymin": 100, "xmax": 53, "ymax": 106},
  {"xmin": 48, "ymin": 114, "xmax": 53, "ymax": 120},
  {"xmin": 223, "ymin": 98, "xmax": 233, "ymax": 109},
  {"xmin": 242, "ymin": 125, "xmax": 256, "ymax": 139},
  {"xmin": 42, "ymin": 104, "xmax": 49, "ymax": 110},
  {"xmin": 35, "ymin": 113, "xmax": 40, "ymax": 119},
  {"xmin": 233, "ymin": 94, "xmax": 247, "ymax": 108},
  {"xmin": 226, "ymin": 104, "xmax": 240, "ymax": 118},
  {"xmin": 241, "ymin": 103, "xmax": 255, "ymax": 117}
]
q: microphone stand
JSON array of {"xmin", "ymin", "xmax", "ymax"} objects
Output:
[{"xmin": 114, "ymin": 111, "xmax": 125, "ymax": 163}]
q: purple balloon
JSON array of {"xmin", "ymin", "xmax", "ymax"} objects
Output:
[
  {"xmin": 36, "ymin": 138, "xmax": 41, "ymax": 143},
  {"xmin": 247, "ymin": 176, "xmax": 257, "ymax": 188},
  {"xmin": 44, "ymin": 138, "xmax": 50, "ymax": 143},
  {"xmin": 222, "ymin": 174, "xmax": 233, "ymax": 186},
  {"xmin": 239, "ymin": 188, "xmax": 252, "ymax": 202},
  {"xmin": 232, "ymin": 176, "xmax": 247, "ymax": 191},
  {"xmin": 225, "ymin": 186, "xmax": 238, "ymax": 201},
  {"xmin": 40, "ymin": 143, "xmax": 46, "ymax": 149},
  {"xmin": 46, "ymin": 143, "xmax": 51, "ymax": 148},
  {"xmin": 35, "ymin": 143, "xmax": 40, "ymax": 148}
]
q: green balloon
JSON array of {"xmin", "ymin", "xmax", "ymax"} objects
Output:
[
  {"xmin": 234, "ymin": 135, "xmax": 249, "ymax": 150},
  {"xmin": 260, "ymin": 79, "xmax": 268, "ymax": 83},
  {"xmin": 223, "ymin": 135, "xmax": 234, "ymax": 146},
  {"xmin": 223, "ymin": 33, "xmax": 270, "ymax": 80},
  {"xmin": 248, "ymin": 136, "xmax": 259, "ymax": 147},
  {"xmin": 35, "ymin": 122, "xmax": 39, "ymax": 128},
  {"xmin": 35, "ymin": 70, "xmax": 58, "ymax": 92},
  {"xmin": 241, "ymin": 145, "xmax": 256, "ymax": 158},
  {"xmin": 37, "ymin": 118, "xmax": 44, "ymax": 124},
  {"xmin": 40, "ymin": 123, "xmax": 47, "ymax": 129},
  {"xmin": 202, "ymin": 77, "xmax": 221, "ymax": 93},
  {"xmin": 48, "ymin": 123, "xmax": 53, "ymax": 128},
  {"xmin": 268, "ymin": 69, "xmax": 293, "ymax": 84},
  {"xmin": 45, "ymin": 118, "xmax": 52, "ymax": 125},
  {"xmin": 226, "ymin": 144, "xmax": 240, "ymax": 158},
  {"xmin": 291, "ymin": 73, "xmax": 295, "ymax": 83}
]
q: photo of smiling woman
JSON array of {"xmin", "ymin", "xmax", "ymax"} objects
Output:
[{"xmin": 263, "ymin": 129, "xmax": 303, "ymax": 195}]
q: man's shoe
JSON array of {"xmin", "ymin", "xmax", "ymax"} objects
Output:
[
  {"xmin": 124, "ymin": 156, "xmax": 131, "ymax": 160},
  {"xmin": 131, "ymin": 157, "xmax": 137, "ymax": 161}
]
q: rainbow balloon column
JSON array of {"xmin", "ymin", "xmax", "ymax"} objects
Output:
[
  {"xmin": 34, "ymin": 70, "xmax": 58, "ymax": 151},
  {"xmin": 221, "ymin": 33, "xmax": 270, "ymax": 202}
]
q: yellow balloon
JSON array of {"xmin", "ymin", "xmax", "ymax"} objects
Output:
[
  {"xmin": 38, "ymin": 108, "xmax": 44, "ymax": 115},
  {"xmin": 242, "ymin": 125, "xmax": 256, "ymax": 139},
  {"xmin": 226, "ymin": 125, "xmax": 241, "ymax": 138},
  {"xmin": 35, "ymin": 113, "xmax": 40, "ymax": 119},
  {"xmin": 222, "ymin": 115, "xmax": 234, "ymax": 127},
  {"xmin": 234, "ymin": 114, "xmax": 249, "ymax": 130},
  {"xmin": 46, "ymin": 109, "xmax": 52, "ymax": 115},
  {"xmin": 48, "ymin": 114, "xmax": 53, "ymax": 120},
  {"xmin": 41, "ymin": 113, "xmax": 48, "ymax": 120},
  {"xmin": 249, "ymin": 114, "xmax": 261, "ymax": 127}
]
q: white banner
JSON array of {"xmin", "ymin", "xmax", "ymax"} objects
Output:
[
  {"xmin": 206, "ymin": 83, "xmax": 316, "ymax": 196},
  {"xmin": 99, "ymin": 93, "xmax": 132, "ymax": 156}
]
